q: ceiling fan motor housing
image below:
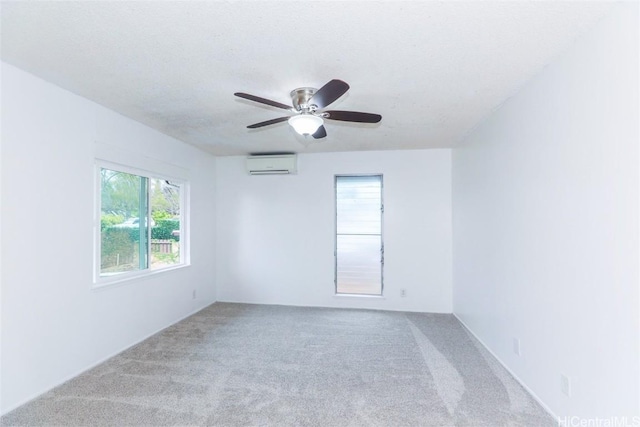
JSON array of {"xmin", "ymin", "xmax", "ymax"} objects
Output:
[{"xmin": 290, "ymin": 87, "xmax": 318, "ymax": 113}]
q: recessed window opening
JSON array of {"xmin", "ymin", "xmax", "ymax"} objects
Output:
[
  {"xmin": 335, "ymin": 175, "xmax": 383, "ymax": 295},
  {"xmin": 96, "ymin": 163, "xmax": 187, "ymax": 285}
]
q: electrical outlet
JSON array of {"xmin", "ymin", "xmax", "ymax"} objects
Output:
[
  {"xmin": 561, "ymin": 374, "xmax": 571, "ymax": 397},
  {"xmin": 513, "ymin": 338, "xmax": 521, "ymax": 356},
  {"xmin": 400, "ymin": 289, "xmax": 407, "ymax": 297},
  {"xmin": 192, "ymin": 290, "xmax": 197, "ymax": 300}
]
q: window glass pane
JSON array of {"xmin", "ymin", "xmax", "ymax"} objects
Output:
[
  {"xmin": 97, "ymin": 164, "xmax": 187, "ymax": 284},
  {"xmin": 336, "ymin": 176, "xmax": 382, "ymax": 235},
  {"xmin": 336, "ymin": 175, "xmax": 382, "ymax": 295},
  {"xmin": 150, "ymin": 178, "xmax": 181, "ymax": 270},
  {"xmin": 100, "ymin": 169, "xmax": 148, "ymax": 275},
  {"xmin": 336, "ymin": 234, "xmax": 382, "ymax": 295}
]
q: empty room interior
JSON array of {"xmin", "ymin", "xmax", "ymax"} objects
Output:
[{"xmin": 1, "ymin": 1, "xmax": 638, "ymax": 426}]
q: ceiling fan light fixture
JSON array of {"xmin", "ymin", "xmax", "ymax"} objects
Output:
[{"xmin": 288, "ymin": 114, "xmax": 323, "ymax": 135}]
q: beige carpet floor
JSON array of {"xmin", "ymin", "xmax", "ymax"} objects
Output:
[{"xmin": 1, "ymin": 303, "xmax": 554, "ymax": 426}]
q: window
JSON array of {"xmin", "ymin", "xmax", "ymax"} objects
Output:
[
  {"xmin": 97, "ymin": 163, "xmax": 186, "ymax": 284},
  {"xmin": 335, "ymin": 175, "xmax": 383, "ymax": 295}
]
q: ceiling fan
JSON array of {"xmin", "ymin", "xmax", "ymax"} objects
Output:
[{"xmin": 234, "ymin": 79, "xmax": 382, "ymax": 139}]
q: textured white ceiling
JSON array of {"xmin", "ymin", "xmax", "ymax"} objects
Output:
[{"xmin": 1, "ymin": 1, "xmax": 613, "ymax": 156}]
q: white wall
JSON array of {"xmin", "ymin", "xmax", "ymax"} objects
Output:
[
  {"xmin": 216, "ymin": 150, "xmax": 452, "ymax": 313},
  {"xmin": 0, "ymin": 62, "xmax": 217, "ymax": 414},
  {"xmin": 452, "ymin": 3, "xmax": 638, "ymax": 419}
]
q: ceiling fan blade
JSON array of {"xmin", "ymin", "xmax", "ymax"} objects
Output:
[
  {"xmin": 234, "ymin": 92, "xmax": 292, "ymax": 110},
  {"xmin": 312, "ymin": 125, "xmax": 327, "ymax": 139},
  {"xmin": 247, "ymin": 116, "xmax": 290, "ymax": 129},
  {"xmin": 324, "ymin": 110, "xmax": 382, "ymax": 123},
  {"xmin": 309, "ymin": 79, "xmax": 349, "ymax": 109}
]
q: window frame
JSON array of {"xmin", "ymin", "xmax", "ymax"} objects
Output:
[
  {"xmin": 334, "ymin": 174, "xmax": 384, "ymax": 296},
  {"xmin": 93, "ymin": 160, "xmax": 189, "ymax": 288}
]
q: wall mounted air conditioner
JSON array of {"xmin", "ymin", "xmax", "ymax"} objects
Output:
[{"xmin": 246, "ymin": 154, "xmax": 297, "ymax": 175}]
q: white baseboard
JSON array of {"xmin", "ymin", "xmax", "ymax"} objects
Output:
[
  {"xmin": 1, "ymin": 301, "xmax": 215, "ymax": 416},
  {"xmin": 453, "ymin": 313, "xmax": 558, "ymax": 421}
]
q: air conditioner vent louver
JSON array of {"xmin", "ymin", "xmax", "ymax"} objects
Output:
[{"xmin": 246, "ymin": 154, "xmax": 297, "ymax": 175}]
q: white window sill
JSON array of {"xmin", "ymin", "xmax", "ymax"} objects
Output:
[
  {"xmin": 334, "ymin": 293, "xmax": 386, "ymax": 299},
  {"xmin": 92, "ymin": 263, "xmax": 190, "ymax": 290}
]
